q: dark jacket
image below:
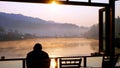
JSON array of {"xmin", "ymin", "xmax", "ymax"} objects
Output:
[{"xmin": 26, "ymin": 50, "xmax": 50, "ymax": 68}]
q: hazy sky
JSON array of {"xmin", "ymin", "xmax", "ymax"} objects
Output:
[{"xmin": 0, "ymin": 1, "xmax": 120, "ymax": 27}]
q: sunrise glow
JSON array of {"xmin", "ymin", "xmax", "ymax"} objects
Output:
[
  {"xmin": 51, "ymin": 59, "xmax": 57, "ymax": 68},
  {"xmin": 49, "ymin": 1, "xmax": 60, "ymax": 12}
]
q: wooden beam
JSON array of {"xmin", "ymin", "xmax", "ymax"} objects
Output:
[
  {"xmin": 0, "ymin": 0, "xmax": 109, "ymax": 7},
  {"xmin": 56, "ymin": 1, "xmax": 109, "ymax": 7}
]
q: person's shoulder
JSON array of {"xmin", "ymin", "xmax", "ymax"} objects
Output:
[
  {"xmin": 41, "ymin": 51, "xmax": 49, "ymax": 57},
  {"xmin": 27, "ymin": 51, "xmax": 34, "ymax": 55},
  {"xmin": 41, "ymin": 51, "xmax": 48, "ymax": 54}
]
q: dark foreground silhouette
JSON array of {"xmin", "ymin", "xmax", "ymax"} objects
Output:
[{"xmin": 26, "ymin": 43, "xmax": 50, "ymax": 68}]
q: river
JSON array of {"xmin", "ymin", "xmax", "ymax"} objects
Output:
[
  {"xmin": 0, "ymin": 38, "xmax": 101, "ymax": 68},
  {"xmin": 0, "ymin": 38, "xmax": 99, "ymax": 58}
]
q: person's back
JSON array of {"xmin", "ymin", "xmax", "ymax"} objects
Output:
[{"xmin": 26, "ymin": 43, "xmax": 50, "ymax": 68}]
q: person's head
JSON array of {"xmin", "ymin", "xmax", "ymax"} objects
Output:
[{"xmin": 33, "ymin": 43, "xmax": 42, "ymax": 51}]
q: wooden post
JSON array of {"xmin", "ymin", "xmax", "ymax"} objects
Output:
[
  {"xmin": 83, "ymin": 57, "xmax": 87, "ymax": 67},
  {"xmin": 23, "ymin": 59, "xmax": 26, "ymax": 68},
  {"xmin": 99, "ymin": 8, "xmax": 104, "ymax": 53},
  {"xmin": 105, "ymin": 0, "xmax": 115, "ymax": 55},
  {"xmin": 89, "ymin": 0, "xmax": 91, "ymax": 3}
]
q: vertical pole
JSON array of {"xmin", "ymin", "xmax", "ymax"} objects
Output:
[
  {"xmin": 23, "ymin": 59, "xmax": 26, "ymax": 68},
  {"xmin": 109, "ymin": 0, "xmax": 115, "ymax": 67},
  {"xmin": 105, "ymin": 0, "xmax": 115, "ymax": 55},
  {"xmin": 110, "ymin": 0, "xmax": 115, "ymax": 56},
  {"xmin": 99, "ymin": 9, "xmax": 104, "ymax": 53},
  {"xmin": 89, "ymin": 0, "xmax": 91, "ymax": 3},
  {"xmin": 105, "ymin": 6, "xmax": 110, "ymax": 55},
  {"xmin": 83, "ymin": 57, "xmax": 86, "ymax": 67}
]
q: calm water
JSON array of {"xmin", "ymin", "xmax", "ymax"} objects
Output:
[
  {"xmin": 0, "ymin": 38, "xmax": 99, "ymax": 58},
  {"xmin": 0, "ymin": 38, "xmax": 100, "ymax": 68}
]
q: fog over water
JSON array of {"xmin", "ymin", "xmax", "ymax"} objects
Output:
[{"xmin": 0, "ymin": 38, "xmax": 98, "ymax": 58}]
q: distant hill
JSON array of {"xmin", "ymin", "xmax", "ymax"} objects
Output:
[
  {"xmin": 83, "ymin": 24, "xmax": 99, "ymax": 39},
  {"xmin": 83, "ymin": 16, "xmax": 120, "ymax": 39},
  {"xmin": 0, "ymin": 12, "xmax": 89, "ymax": 38}
]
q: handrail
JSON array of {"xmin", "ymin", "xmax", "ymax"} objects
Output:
[
  {"xmin": 0, "ymin": 58, "xmax": 26, "ymax": 68},
  {"xmin": 0, "ymin": 55, "xmax": 103, "ymax": 68}
]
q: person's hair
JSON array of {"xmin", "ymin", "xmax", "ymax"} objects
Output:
[{"xmin": 33, "ymin": 43, "xmax": 42, "ymax": 50}]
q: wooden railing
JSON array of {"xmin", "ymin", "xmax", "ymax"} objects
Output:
[{"xmin": 0, "ymin": 55, "xmax": 103, "ymax": 68}]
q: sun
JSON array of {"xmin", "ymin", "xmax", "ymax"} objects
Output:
[
  {"xmin": 51, "ymin": 1, "xmax": 57, "ymax": 5},
  {"xmin": 49, "ymin": 1, "xmax": 60, "ymax": 12}
]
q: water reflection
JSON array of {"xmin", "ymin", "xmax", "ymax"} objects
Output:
[
  {"xmin": 0, "ymin": 38, "xmax": 99, "ymax": 68},
  {"xmin": 51, "ymin": 59, "xmax": 57, "ymax": 68},
  {"xmin": 89, "ymin": 40, "xmax": 99, "ymax": 51},
  {"xmin": 0, "ymin": 38, "xmax": 98, "ymax": 58}
]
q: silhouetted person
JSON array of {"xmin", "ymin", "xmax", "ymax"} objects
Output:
[{"xmin": 26, "ymin": 43, "xmax": 50, "ymax": 68}]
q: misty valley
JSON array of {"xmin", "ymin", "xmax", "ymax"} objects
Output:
[{"xmin": 0, "ymin": 12, "xmax": 120, "ymax": 58}]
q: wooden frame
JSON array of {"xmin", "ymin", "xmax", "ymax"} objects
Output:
[{"xmin": 0, "ymin": 0, "xmax": 116, "ymax": 61}]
